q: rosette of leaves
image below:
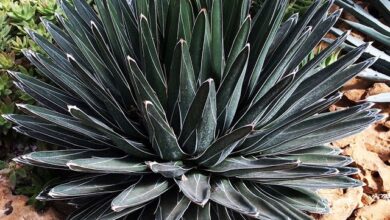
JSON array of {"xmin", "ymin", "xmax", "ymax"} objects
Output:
[{"xmin": 4, "ymin": 0, "xmax": 380, "ymax": 219}]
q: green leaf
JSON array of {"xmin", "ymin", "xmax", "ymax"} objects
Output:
[
  {"xmin": 206, "ymin": 157, "xmax": 300, "ymax": 177},
  {"xmin": 195, "ymin": 125, "xmax": 253, "ymax": 167},
  {"xmin": 146, "ymin": 161, "xmax": 191, "ymax": 178},
  {"xmin": 111, "ymin": 176, "xmax": 172, "ymax": 212},
  {"xmin": 167, "ymin": 39, "xmax": 197, "ymax": 132},
  {"xmin": 156, "ymin": 191, "xmax": 191, "ymax": 220},
  {"xmin": 182, "ymin": 203, "xmax": 211, "ymax": 220},
  {"xmin": 68, "ymin": 106, "xmax": 155, "ymax": 158},
  {"xmin": 217, "ymin": 45, "xmax": 249, "ymax": 131},
  {"xmin": 175, "ymin": 171, "xmax": 210, "ymax": 206},
  {"xmin": 180, "ymin": 79, "xmax": 217, "ymax": 155},
  {"xmin": 48, "ymin": 175, "xmax": 134, "ymax": 198},
  {"xmin": 190, "ymin": 9, "xmax": 212, "ymax": 82},
  {"xmin": 261, "ymin": 185, "xmax": 329, "ymax": 214},
  {"xmin": 210, "ymin": 178, "xmax": 257, "ymax": 217},
  {"xmin": 270, "ymin": 176, "xmax": 363, "ymax": 189},
  {"xmin": 67, "ymin": 156, "xmax": 149, "ymax": 174},
  {"xmin": 15, "ymin": 150, "xmax": 107, "ymax": 169},
  {"xmin": 140, "ymin": 15, "xmax": 167, "ymax": 105},
  {"xmin": 210, "ymin": 0, "xmax": 224, "ymax": 82},
  {"xmin": 142, "ymin": 101, "xmax": 185, "ymax": 160}
]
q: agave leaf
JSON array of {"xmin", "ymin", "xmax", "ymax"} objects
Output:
[
  {"xmin": 263, "ymin": 114, "xmax": 380, "ymax": 155},
  {"xmin": 234, "ymin": 181, "xmax": 292, "ymax": 219},
  {"xmin": 268, "ymin": 14, "xmax": 298, "ymax": 55},
  {"xmin": 106, "ymin": 0, "xmax": 139, "ymax": 60},
  {"xmin": 234, "ymin": 73, "xmax": 294, "ymax": 128},
  {"xmin": 180, "ymin": 79, "xmax": 217, "ymax": 155},
  {"xmin": 277, "ymin": 154, "xmax": 352, "ymax": 167},
  {"xmin": 262, "ymin": 185, "xmax": 329, "ymax": 214},
  {"xmin": 156, "ymin": 191, "xmax": 191, "ymax": 220},
  {"xmin": 195, "ymin": 125, "xmax": 253, "ymax": 167},
  {"xmin": 16, "ymin": 104, "xmax": 107, "ymax": 141},
  {"xmin": 211, "ymin": 204, "xmax": 235, "ymax": 220},
  {"xmin": 48, "ymin": 175, "xmax": 134, "ymax": 199},
  {"xmin": 335, "ymin": 0, "xmax": 390, "ymax": 36},
  {"xmin": 14, "ymin": 149, "xmax": 108, "ymax": 169},
  {"xmin": 210, "ymin": 178, "xmax": 257, "ymax": 217},
  {"xmin": 68, "ymin": 106, "xmax": 155, "ymax": 158},
  {"xmin": 9, "ymin": 71, "xmax": 81, "ymax": 114},
  {"xmin": 167, "ymin": 40, "xmax": 197, "ymax": 132},
  {"xmin": 68, "ymin": 197, "xmax": 144, "ymax": 220},
  {"xmin": 286, "ymin": 9, "xmax": 342, "ymax": 74},
  {"xmin": 278, "ymin": 46, "xmax": 373, "ymax": 122},
  {"xmin": 10, "ymin": 123, "xmax": 107, "ymax": 150},
  {"xmin": 111, "ymin": 176, "xmax": 172, "ymax": 212},
  {"xmin": 358, "ymin": 68, "xmax": 390, "ymax": 83},
  {"xmin": 142, "ymin": 101, "xmax": 185, "ymax": 160},
  {"xmin": 206, "ymin": 157, "xmax": 300, "ymax": 177},
  {"xmin": 288, "ymin": 145, "xmax": 342, "ymax": 155},
  {"xmin": 67, "ymin": 156, "xmax": 149, "ymax": 174},
  {"xmin": 251, "ymin": 26, "xmax": 312, "ymax": 104},
  {"xmin": 190, "ymin": 9, "xmax": 212, "ymax": 83},
  {"xmin": 372, "ymin": 0, "xmax": 390, "ymax": 23},
  {"xmin": 236, "ymin": 165, "xmax": 339, "ymax": 180},
  {"xmin": 242, "ymin": 182, "xmax": 313, "ymax": 220},
  {"xmin": 271, "ymin": 176, "xmax": 363, "ymax": 189},
  {"xmin": 239, "ymin": 92, "xmax": 342, "ymax": 155},
  {"xmin": 217, "ymin": 45, "xmax": 249, "ymax": 131},
  {"xmin": 210, "ymin": 0, "xmax": 224, "ymax": 82},
  {"xmin": 139, "ymin": 15, "xmax": 167, "ymax": 105},
  {"xmin": 366, "ymin": 93, "xmax": 390, "ymax": 103},
  {"xmin": 254, "ymin": 103, "xmax": 373, "ymax": 150},
  {"xmin": 41, "ymin": 19, "xmax": 87, "ymax": 65},
  {"xmin": 175, "ymin": 171, "xmax": 211, "ymax": 206},
  {"xmin": 224, "ymin": 16, "xmax": 251, "ymax": 77},
  {"xmin": 342, "ymin": 19, "xmax": 390, "ymax": 47},
  {"xmin": 165, "ymin": 0, "xmax": 194, "ymax": 70},
  {"xmin": 127, "ymin": 57, "xmax": 164, "ymax": 115},
  {"xmin": 146, "ymin": 161, "xmax": 192, "ymax": 178},
  {"xmin": 182, "ymin": 203, "xmax": 211, "ymax": 220},
  {"xmin": 245, "ymin": 0, "xmax": 288, "ymax": 98}
]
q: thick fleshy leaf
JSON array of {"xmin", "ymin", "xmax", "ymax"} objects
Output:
[
  {"xmin": 210, "ymin": 0, "xmax": 224, "ymax": 82},
  {"xmin": 68, "ymin": 106, "xmax": 155, "ymax": 158},
  {"xmin": 180, "ymin": 79, "xmax": 217, "ymax": 155},
  {"xmin": 68, "ymin": 197, "xmax": 144, "ymax": 220},
  {"xmin": 216, "ymin": 45, "xmax": 249, "ymax": 131},
  {"xmin": 210, "ymin": 178, "xmax": 257, "ymax": 217},
  {"xmin": 48, "ymin": 175, "xmax": 135, "ymax": 198},
  {"xmin": 182, "ymin": 203, "xmax": 211, "ymax": 220},
  {"xmin": 14, "ymin": 149, "xmax": 109, "ymax": 169},
  {"xmin": 139, "ymin": 15, "xmax": 167, "ymax": 104},
  {"xmin": 156, "ymin": 191, "xmax": 191, "ymax": 220},
  {"xmin": 111, "ymin": 176, "xmax": 172, "ymax": 212},
  {"xmin": 195, "ymin": 125, "xmax": 253, "ymax": 167},
  {"xmin": 67, "ymin": 156, "xmax": 149, "ymax": 174},
  {"xmin": 175, "ymin": 171, "xmax": 211, "ymax": 206},
  {"xmin": 206, "ymin": 157, "xmax": 300, "ymax": 177},
  {"xmin": 146, "ymin": 161, "xmax": 192, "ymax": 178},
  {"xmin": 141, "ymin": 101, "xmax": 185, "ymax": 160},
  {"xmin": 167, "ymin": 40, "xmax": 197, "ymax": 132},
  {"xmin": 190, "ymin": 9, "xmax": 212, "ymax": 82}
]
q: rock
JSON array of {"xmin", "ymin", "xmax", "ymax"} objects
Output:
[
  {"xmin": 317, "ymin": 187, "xmax": 363, "ymax": 220},
  {"xmin": 366, "ymin": 83, "xmax": 390, "ymax": 97},
  {"xmin": 354, "ymin": 200, "xmax": 390, "ymax": 220},
  {"xmin": 333, "ymin": 128, "xmax": 390, "ymax": 193},
  {"xmin": 344, "ymin": 89, "xmax": 366, "ymax": 102},
  {"xmin": 0, "ymin": 175, "xmax": 61, "ymax": 220}
]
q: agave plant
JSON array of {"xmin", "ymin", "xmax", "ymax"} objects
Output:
[{"xmin": 3, "ymin": 0, "xmax": 380, "ymax": 219}]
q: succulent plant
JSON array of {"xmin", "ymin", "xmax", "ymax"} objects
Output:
[{"xmin": 4, "ymin": 0, "xmax": 381, "ymax": 219}]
